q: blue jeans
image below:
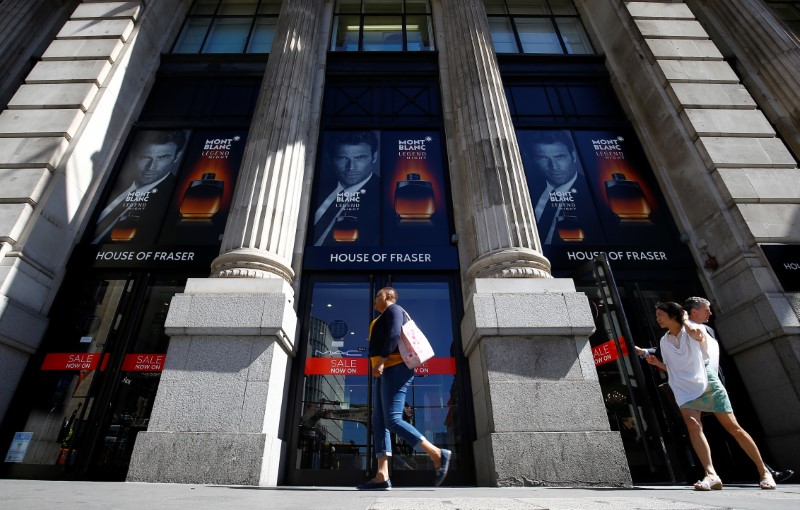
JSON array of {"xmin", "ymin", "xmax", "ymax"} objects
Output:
[{"xmin": 372, "ymin": 362, "xmax": 425, "ymax": 458}]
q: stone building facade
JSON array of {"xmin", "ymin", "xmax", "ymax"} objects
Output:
[{"xmin": 0, "ymin": 0, "xmax": 797, "ymax": 487}]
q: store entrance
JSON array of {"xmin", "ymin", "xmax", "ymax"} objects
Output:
[
  {"xmin": 0, "ymin": 273, "xmax": 187, "ymax": 481},
  {"xmin": 285, "ymin": 274, "xmax": 473, "ymax": 486},
  {"xmin": 577, "ymin": 256, "xmax": 766, "ymax": 484}
]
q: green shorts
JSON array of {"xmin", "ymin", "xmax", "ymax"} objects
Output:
[{"xmin": 680, "ymin": 364, "xmax": 733, "ymax": 413}]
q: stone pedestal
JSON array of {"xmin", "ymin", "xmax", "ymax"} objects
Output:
[
  {"xmin": 127, "ymin": 278, "xmax": 296, "ymax": 485},
  {"xmin": 462, "ymin": 279, "xmax": 631, "ymax": 486}
]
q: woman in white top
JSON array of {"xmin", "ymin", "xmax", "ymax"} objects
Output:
[{"xmin": 644, "ymin": 302, "xmax": 775, "ymax": 491}]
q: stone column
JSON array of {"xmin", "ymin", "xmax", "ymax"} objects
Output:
[
  {"xmin": 127, "ymin": 0, "xmax": 325, "ymax": 486},
  {"xmin": 436, "ymin": 0, "xmax": 630, "ymax": 486}
]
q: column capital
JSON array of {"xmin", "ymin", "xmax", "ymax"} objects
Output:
[{"xmin": 211, "ymin": 248, "xmax": 294, "ymax": 281}]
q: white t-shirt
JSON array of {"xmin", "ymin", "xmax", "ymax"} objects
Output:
[{"xmin": 660, "ymin": 327, "xmax": 708, "ymax": 406}]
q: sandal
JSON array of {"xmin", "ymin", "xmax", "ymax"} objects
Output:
[
  {"xmin": 694, "ymin": 474, "xmax": 723, "ymax": 491},
  {"xmin": 760, "ymin": 472, "xmax": 776, "ymax": 490}
]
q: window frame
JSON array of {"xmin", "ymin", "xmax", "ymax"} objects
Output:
[
  {"xmin": 172, "ymin": 0, "xmax": 282, "ymax": 55},
  {"xmin": 330, "ymin": 0, "xmax": 435, "ymax": 52},
  {"xmin": 484, "ymin": 0, "xmax": 593, "ymax": 55}
]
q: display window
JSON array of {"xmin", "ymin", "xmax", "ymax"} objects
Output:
[
  {"xmin": 287, "ymin": 275, "xmax": 472, "ymax": 486},
  {"xmin": 0, "ymin": 275, "xmax": 191, "ymax": 480},
  {"xmin": 517, "ymin": 128, "xmax": 692, "ymax": 272},
  {"xmin": 305, "ymin": 130, "xmax": 457, "ymax": 271},
  {"xmin": 75, "ymin": 129, "xmax": 247, "ymax": 271}
]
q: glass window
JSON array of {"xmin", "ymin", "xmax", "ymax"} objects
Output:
[
  {"xmin": 556, "ymin": 17, "xmax": 592, "ymax": 55},
  {"xmin": 363, "ymin": 15, "xmax": 404, "ymax": 51},
  {"xmin": 515, "ymin": 17, "xmax": 561, "ymax": 53},
  {"xmin": 173, "ymin": 18, "xmax": 212, "ymax": 53},
  {"xmin": 203, "ymin": 18, "xmax": 252, "ymax": 53},
  {"xmin": 488, "ymin": 18, "xmax": 519, "ymax": 54},
  {"xmin": 172, "ymin": 0, "xmax": 282, "ymax": 54},
  {"xmin": 331, "ymin": 0, "xmax": 434, "ymax": 52},
  {"xmin": 484, "ymin": 0, "xmax": 593, "ymax": 55}
]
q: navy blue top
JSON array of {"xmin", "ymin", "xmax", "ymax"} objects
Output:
[{"xmin": 369, "ymin": 303, "xmax": 406, "ymax": 359}]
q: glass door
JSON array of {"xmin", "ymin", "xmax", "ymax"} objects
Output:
[
  {"xmin": 287, "ymin": 274, "xmax": 472, "ymax": 486},
  {"xmin": 0, "ymin": 273, "xmax": 187, "ymax": 480}
]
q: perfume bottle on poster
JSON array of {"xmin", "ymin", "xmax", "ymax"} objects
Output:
[
  {"xmin": 179, "ymin": 173, "xmax": 224, "ymax": 221},
  {"xmin": 604, "ymin": 173, "xmax": 651, "ymax": 221},
  {"xmin": 556, "ymin": 213, "xmax": 585, "ymax": 242},
  {"xmin": 110, "ymin": 211, "xmax": 140, "ymax": 242},
  {"xmin": 333, "ymin": 215, "xmax": 359, "ymax": 242},
  {"xmin": 394, "ymin": 173, "xmax": 435, "ymax": 220}
]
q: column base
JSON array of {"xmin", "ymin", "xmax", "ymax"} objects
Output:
[
  {"xmin": 475, "ymin": 431, "xmax": 631, "ymax": 487},
  {"xmin": 127, "ymin": 431, "xmax": 282, "ymax": 485}
]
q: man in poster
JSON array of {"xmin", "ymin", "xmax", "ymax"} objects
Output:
[
  {"xmin": 522, "ymin": 130, "xmax": 598, "ymax": 245},
  {"xmin": 92, "ymin": 130, "xmax": 189, "ymax": 244},
  {"xmin": 313, "ymin": 131, "xmax": 380, "ymax": 246}
]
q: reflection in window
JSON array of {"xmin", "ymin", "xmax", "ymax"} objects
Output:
[
  {"xmin": 331, "ymin": 0, "xmax": 434, "ymax": 52},
  {"xmin": 484, "ymin": 0, "xmax": 593, "ymax": 55},
  {"xmin": 172, "ymin": 0, "xmax": 281, "ymax": 54},
  {"xmin": 763, "ymin": 1, "xmax": 800, "ymax": 35}
]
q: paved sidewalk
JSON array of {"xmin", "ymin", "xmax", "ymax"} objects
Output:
[{"xmin": 1, "ymin": 480, "xmax": 799, "ymax": 510}]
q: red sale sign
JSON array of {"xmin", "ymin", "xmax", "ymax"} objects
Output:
[
  {"xmin": 122, "ymin": 353, "xmax": 166, "ymax": 372},
  {"xmin": 304, "ymin": 357, "xmax": 457, "ymax": 376},
  {"xmin": 41, "ymin": 353, "xmax": 109, "ymax": 371},
  {"xmin": 592, "ymin": 337, "xmax": 629, "ymax": 366}
]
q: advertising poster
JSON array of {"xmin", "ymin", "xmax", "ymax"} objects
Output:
[
  {"xmin": 572, "ymin": 130, "xmax": 667, "ymax": 245},
  {"xmin": 518, "ymin": 129, "xmax": 691, "ymax": 270},
  {"xmin": 382, "ymin": 132, "xmax": 450, "ymax": 246},
  {"xmin": 518, "ymin": 130, "xmax": 606, "ymax": 246},
  {"xmin": 311, "ymin": 131, "xmax": 382, "ymax": 247},
  {"xmin": 91, "ymin": 130, "xmax": 190, "ymax": 244},
  {"xmin": 157, "ymin": 130, "xmax": 247, "ymax": 245}
]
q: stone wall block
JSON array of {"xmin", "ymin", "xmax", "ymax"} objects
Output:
[
  {"xmin": 489, "ymin": 380, "xmax": 609, "ymax": 432},
  {"xmin": 697, "ymin": 137, "xmax": 796, "ymax": 168},
  {"xmin": 7, "ymin": 83, "xmax": 99, "ymax": 111},
  {"xmin": 42, "ymin": 39, "xmax": 125, "ymax": 61},
  {"xmin": 0, "ymin": 109, "xmax": 84, "ymax": 140},
  {"xmin": 669, "ymin": 83, "xmax": 757, "ymax": 109},
  {"xmin": 657, "ymin": 60, "xmax": 738, "ymax": 83},
  {"xmin": 127, "ymin": 431, "xmax": 271, "ymax": 485},
  {"xmin": 645, "ymin": 39, "xmax": 723, "ymax": 60},
  {"xmin": 635, "ymin": 19, "xmax": 708, "ymax": 39},
  {"xmin": 0, "ymin": 261, "xmax": 52, "ymax": 314},
  {"xmin": 57, "ymin": 19, "xmax": 135, "ymax": 41},
  {"xmin": 0, "ymin": 203, "xmax": 34, "ymax": 242},
  {"xmin": 0, "ymin": 294, "xmax": 49, "ymax": 353},
  {"xmin": 484, "ymin": 336, "xmax": 583, "ymax": 382},
  {"xmin": 0, "ymin": 137, "xmax": 69, "ymax": 169},
  {"xmin": 26, "ymin": 60, "xmax": 112, "ymax": 85},
  {"xmin": 0, "ymin": 168, "xmax": 52, "ymax": 204},
  {"xmin": 72, "ymin": 1, "xmax": 142, "ymax": 20},
  {"xmin": 737, "ymin": 203, "xmax": 800, "ymax": 240},
  {"xmin": 627, "ymin": 2, "xmax": 694, "ymax": 19},
  {"xmin": 716, "ymin": 167, "xmax": 800, "ymax": 203},
  {"xmin": 683, "ymin": 109, "xmax": 776, "ymax": 138},
  {"xmin": 486, "ymin": 431, "xmax": 630, "ymax": 486}
]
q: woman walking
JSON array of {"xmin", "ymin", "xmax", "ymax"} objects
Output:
[
  {"xmin": 646, "ymin": 302, "xmax": 775, "ymax": 491},
  {"xmin": 356, "ymin": 286, "xmax": 451, "ymax": 490}
]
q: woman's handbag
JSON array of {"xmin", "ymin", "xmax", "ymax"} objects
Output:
[{"xmin": 399, "ymin": 311, "xmax": 435, "ymax": 369}]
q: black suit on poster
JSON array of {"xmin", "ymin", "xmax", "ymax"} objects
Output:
[
  {"xmin": 313, "ymin": 173, "xmax": 380, "ymax": 246},
  {"xmin": 531, "ymin": 172, "xmax": 599, "ymax": 245},
  {"xmin": 93, "ymin": 174, "xmax": 177, "ymax": 244}
]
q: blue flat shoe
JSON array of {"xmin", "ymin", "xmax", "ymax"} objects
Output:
[
  {"xmin": 434, "ymin": 449, "xmax": 452, "ymax": 486},
  {"xmin": 356, "ymin": 479, "xmax": 392, "ymax": 491}
]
